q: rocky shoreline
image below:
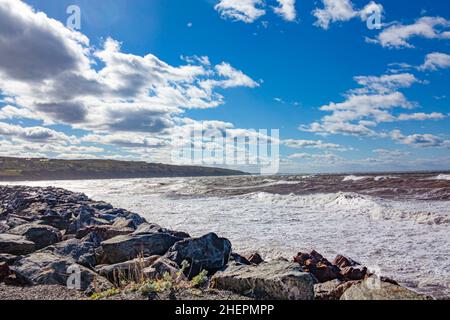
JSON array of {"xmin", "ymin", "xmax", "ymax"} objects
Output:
[{"xmin": 0, "ymin": 185, "xmax": 433, "ymax": 300}]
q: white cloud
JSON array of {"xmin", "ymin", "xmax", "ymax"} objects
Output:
[
  {"xmin": 397, "ymin": 112, "xmax": 446, "ymax": 121},
  {"xmin": 313, "ymin": 0, "xmax": 383, "ymax": 30},
  {"xmin": 371, "ymin": 16, "xmax": 450, "ymax": 49},
  {"xmin": 419, "ymin": 52, "xmax": 450, "ymax": 71},
  {"xmin": 283, "ymin": 139, "xmax": 349, "ymax": 151},
  {"xmin": 273, "ymin": 0, "xmax": 297, "ymax": 22},
  {"xmin": 391, "ymin": 130, "xmax": 450, "ymax": 148},
  {"xmin": 215, "ymin": 0, "xmax": 266, "ymax": 23},
  {"xmin": 300, "ymin": 73, "xmax": 422, "ymax": 137}
]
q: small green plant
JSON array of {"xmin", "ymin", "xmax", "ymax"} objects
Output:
[
  {"xmin": 191, "ymin": 270, "xmax": 209, "ymax": 288},
  {"xmin": 90, "ymin": 288, "xmax": 120, "ymax": 300}
]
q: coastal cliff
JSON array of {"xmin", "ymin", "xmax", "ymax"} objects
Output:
[{"xmin": 0, "ymin": 157, "xmax": 247, "ymax": 182}]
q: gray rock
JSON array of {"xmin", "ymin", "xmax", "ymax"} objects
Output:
[
  {"xmin": 75, "ymin": 225, "xmax": 134, "ymax": 242},
  {"xmin": 211, "ymin": 260, "xmax": 315, "ymax": 300},
  {"xmin": 11, "ymin": 251, "xmax": 112, "ymax": 291},
  {"xmin": 143, "ymin": 257, "xmax": 181, "ymax": 280},
  {"xmin": 340, "ymin": 276, "xmax": 432, "ymax": 300},
  {"xmin": 101, "ymin": 233, "xmax": 184, "ymax": 264},
  {"xmin": 0, "ymin": 234, "xmax": 35, "ymax": 255},
  {"xmin": 0, "ymin": 253, "xmax": 18, "ymax": 265},
  {"xmin": 38, "ymin": 215, "xmax": 71, "ymax": 230},
  {"xmin": 314, "ymin": 279, "xmax": 359, "ymax": 300},
  {"xmin": 97, "ymin": 255, "xmax": 159, "ymax": 284},
  {"xmin": 41, "ymin": 237, "xmax": 99, "ymax": 268},
  {"xmin": 112, "ymin": 217, "xmax": 136, "ymax": 229},
  {"xmin": 8, "ymin": 223, "xmax": 62, "ymax": 250},
  {"xmin": 165, "ymin": 233, "xmax": 231, "ymax": 278},
  {"xmin": 133, "ymin": 223, "xmax": 190, "ymax": 239}
]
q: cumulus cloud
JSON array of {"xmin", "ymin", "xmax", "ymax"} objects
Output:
[
  {"xmin": 273, "ymin": 0, "xmax": 297, "ymax": 22},
  {"xmin": 283, "ymin": 139, "xmax": 349, "ymax": 151},
  {"xmin": 300, "ymin": 73, "xmax": 425, "ymax": 137},
  {"xmin": 397, "ymin": 112, "xmax": 446, "ymax": 121},
  {"xmin": 370, "ymin": 17, "xmax": 450, "ymax": 49},
  {"xmin": 215, "ymin": 0, "xmax": 266, "ymax": 23},
  {"xmin": 0, "ymin": 0, "xmax": 261, "ymax": 161},
  {"xmin": 312, "ymin": 0, "xmax": 383, "ymax": 30},
  {"xmin": 419, "ymin": 52, "xmax": 450, "ymax": 71},
  {"xmin": 391, "ymin": 130, "xmax": 450, "ymax": 148}
]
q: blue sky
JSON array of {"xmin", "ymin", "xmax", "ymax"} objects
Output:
[{"xmin": 0, "ymin": 0, "xmax": 449, "ymax": 173}]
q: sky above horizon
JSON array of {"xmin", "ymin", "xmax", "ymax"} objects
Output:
[{"xmin": 0, "ymin": 0, "xmax": 449, "ymax": 173}]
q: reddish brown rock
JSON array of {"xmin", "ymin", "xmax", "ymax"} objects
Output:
[
  {"xmin": 333, "ymin": 255, "xmax": 360, "ymax": 269},
  {"xmin": 247, "ymin": 252, "xmax": 264, "ymax": 265},
  {"xmin": 340, "ymin": 266, "xmax": 369, "ymax": 281},
  {"xmin": 0, "ymin": 262, "xmax": 11, "ymax": 282},
  {"xmin": 294, "ymin": 251, "xmax": 340, "ymax": 283}
]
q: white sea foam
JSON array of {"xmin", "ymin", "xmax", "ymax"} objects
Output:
[
  {"xmin": 434, "ymin": 174, "xmax": 450, "ymax": 181},
  {"xmin": 2, "ymin": 177, "xmax": 450, "ymax": 299},
  {"xmin": 342, "ymin": 175, "xmax": 370, "ymax": 182}
]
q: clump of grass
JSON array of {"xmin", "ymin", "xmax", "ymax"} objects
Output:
[
  {"xmin": 191, "ymin": 270, "xmax": 209, "ymax": 288},
  {"xmin": 89, "ymin": 257, "xmax": 211, "ymax": 300}
]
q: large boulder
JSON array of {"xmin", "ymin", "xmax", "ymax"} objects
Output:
[
  {"xmin": 143, "ymin": 257, "xmax": 182, "ymax": 280},
  {"xmin": 211, "ymin": 260, "xmax": 315, "ymax": 300},
  {"xmin": 11, "ymin": 251, "xmax": 112, "ymax": 292},
  {"xmin": 314, "ymin": 279, "xmax": 360, "ymax": 300},
  {"xmin": 101, "ymin": 233, "xmax": 184, "ymax": 264},
  {"xmin": 41, "ymin": 236, "xmax": 100, "ymax": 268},
  {"xmin": 340, "ymin": 276, "xmax": 432, "ymax": 300},
  {"xmin": 0, "ymin": 234, "xmax": 35, "ymax": 255},
  {"xmin": 133, "ymin": 223, "xmax": 190, "ymax": 239},
  {"xmin": 8, "ymin": 223, "xmax": 62, "ymax": 250},
  {"xmin": 97, "ymin": 255, "xmax": 159, "ymax": 284},
  {"xmin": 165, "ymin": 233, "xmax": 232, "ymax": 278},
  {"xmin": 75, "ymin": 225, "xmax": 134, "ymax": 241}
]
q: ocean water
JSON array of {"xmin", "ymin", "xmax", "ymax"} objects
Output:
[{"xmin": 3, "ymin": 173, "xmax": 450, "ymax": 299}]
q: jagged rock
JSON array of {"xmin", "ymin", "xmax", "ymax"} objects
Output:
[
  {"xmin": 112, "ymin": 217, "xmax": 136, "ymax": 230},
  {"xmin": 101, "ymin": 233, "xmax": 184, "ymax": 264},
  {"xmin": 11, "ymin": 251, "xmax": 112, "ymax": 291},
  {"xmin": 38, "ymin": 215, "xmax": 71, "ymax": 230},
  {"xmin": 340, "ymin": 266, "xmax": 369, "ymax": 281},
  {"xmin": 165, "ymin": 233, "xmax": 232, "ymax": 278},
  {"xmin": 41, "ymin": 236, "xmax": 100, "ymax": 268},
  {"xmin": 97, "ymin": 255, "xmax": 159, "ymax": 284},
  {"xmin": 6, "ymin": 217, "xmax": 29, "ymax": 229},
  {"xmin": 75, "ymin": 225, "xmax": 134, "ymax": 241},
  {"xmin": 230, "ymin": 253, "xmax": 251, "ymax": 265},
  {"xmin": 0, "ymin": 253, "xmax": 18, "ymax": 265},
  {"xmin": 294, "ymin": 250, "xmax": 341, "ymax": 283},
  {"xmin": 133, "ymin": 223, "xmax": 190, "ymax": 239},
  {"xmin": 143, "ymin": 257, "xmax": 182, "ymax": 280},
  {"xmin": 0, "ymin": 221, "xmax": 9, "ymax": 233},
  {"xmin": 0, "ymin": 262, "xmax": 11, "ymax": 282},
  {"xmin": 314, "ymin": 279, "xmax": 360, "ymax": 300},
  {"xmin": 0, "ymin": 234, "xmax": 35, "ymax": 255},
  {"xmin": 211, "ymin": 260, "xmax": 315, "ymax": 300},
  {"xmin": 333, "ymin": 254, "xmax": 360, "ymax": 268},
  {"xmin": 340, "ymin": 276, "xmax": 432, "ymax": 300},
  {"xmin": 8, "ymin": 223, "xmax": 62, "ymax": 250},
  {"xmin": 247, "ymin": 252, "xmax": 264, "ymax": 265}
]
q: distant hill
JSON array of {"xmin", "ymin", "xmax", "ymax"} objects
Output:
[{"xmin": 0, "ymin": 157, "xmax": 247, "ymax": 181}]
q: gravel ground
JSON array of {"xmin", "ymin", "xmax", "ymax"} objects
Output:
[
  {"xmin": 0, "ymin": 284, "xmax": 84, "ymax": 300},
  {"xmin": 0, "ymin": 284, "xmax": 249, "ymax": 300}
]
